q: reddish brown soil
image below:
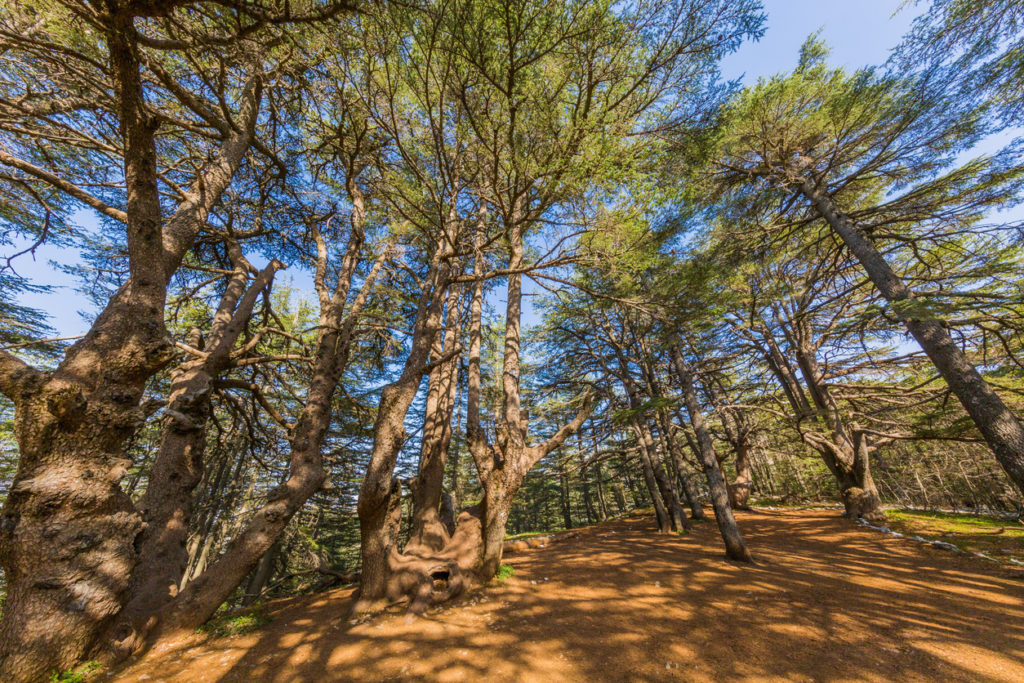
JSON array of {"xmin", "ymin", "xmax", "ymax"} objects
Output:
[{"xmin": 109, "ymin": 509, "xmax": 1024, "ymax": 682}]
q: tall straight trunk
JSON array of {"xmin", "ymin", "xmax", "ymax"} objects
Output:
[
  {"xmin": 593, "ymin": 460, "xmax": 609, "ymax": 521},
  {"xmin": 657, "ymin": 413, "xmax": 707, "ymax": 520},
  {"xmin": 576, "ymin": 433, "xmax": 596, "ymax": 524},
  {"xmin": 800, "ymin": 177, "xmax": 1024, "ymax": 495},
  {"xmin": 671, "ymin": 345, "xmax": 753, "ymax": 563},
  {"xmin": 650, "ymin": 428, "xmax": 689, "ymax": 531},
  {"xmin": 637, "ymin": 440, "xmax": 672, "ymax": 532},
  {"xmin": 589, "ymin": 421, "xmax": 610, "ymax": 520},
  {"xmin": 604, "ymin": 338, "xmax": 686, "ymax": 531},
  {"xmin": 559, "ymin": 467, "xmax": 573, "ymax": 530}
]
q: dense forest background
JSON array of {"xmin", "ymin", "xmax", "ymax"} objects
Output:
[{"xmin": 1, "ymin": 0, "xmax": 1023, "ymax": 680}]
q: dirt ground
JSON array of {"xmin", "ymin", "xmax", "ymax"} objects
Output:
[{"xmin": 108, "ymin": 509, "xmax": 1024, "ymax": 682}]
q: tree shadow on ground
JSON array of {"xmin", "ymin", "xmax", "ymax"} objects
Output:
[{"xmin": 111, "ymin": 509, "xmax": 1024, "ymax": 682}]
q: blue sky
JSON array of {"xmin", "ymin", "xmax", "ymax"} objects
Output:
[{"xmin": 8, "ymin": 1, "xmax": 927, "ymax": 337}]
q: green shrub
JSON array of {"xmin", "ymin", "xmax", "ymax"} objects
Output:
[{"xmin": 495, "ymin": 564, "xmax": 515, "ymax": 580}]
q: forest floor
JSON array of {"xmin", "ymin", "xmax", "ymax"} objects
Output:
[{"xmin": 106, "ymin": 508, "xmax": 1024, "ymax": 682}]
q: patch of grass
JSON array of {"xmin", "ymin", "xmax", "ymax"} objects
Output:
[
  {"xmin": 495, "ymin": 564, "xmax": 515, "ymax": 580},
  {"xmin": 198, "ymin": 605, "xmax": 271, "ymax": 638},
  {"xmin": 886, "ymin": 509, "xmax": 1024, "ymax": 562},
  {"xmin": 50, "ymin": 660, "xmax": 101, "ymax": 683},
  {"xmin": 505, "ymin": 531, "xmax": 547, "ymax": 541}
]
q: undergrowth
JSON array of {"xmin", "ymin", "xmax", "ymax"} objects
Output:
[
  {"xmin": 885, "ymin": 509, "xmax": 1024, "ymax": 561},
  {"xmin": 198, "ymin": 605, "xmax": 272, "ymax": 638},
  {"xmin": 50, "ymin": 660, "xmax": 101, "ymax": 683}
]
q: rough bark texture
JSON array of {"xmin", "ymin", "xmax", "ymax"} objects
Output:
[
  {"xmin": 356, "ymin": 258, "xmax": 451, "ymax": 607},
  {"xmin": 360, "ymin": 212, "xmax": 596, "ymax": 613},
  {"xmin": 106, "ymin": 253, "xmax": 282, "ymax": 654},
  {"xmin": 787, "ymin": 323, "xmax": 886, "ymax": 524},
  {"xmin": 0, "ymin": 21, "xmax": 263, "ymax": 680},
  {"xmin": 637, "ymin": 437, "xmax": 673, "ymax": 532},
  {"xmin": 158, "ymin": 228, "xmax": 387, "ymax": 635},
  {"xmin": 658, "ymin": 413, "xmax": 707, "ymax": 520}
]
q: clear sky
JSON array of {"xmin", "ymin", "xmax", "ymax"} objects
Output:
[{"xmin": 8, "ymin": 1, "xmax": 926, "ymax": 338}]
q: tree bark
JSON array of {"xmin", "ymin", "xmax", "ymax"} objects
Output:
[
  {"xmin": 107, "ymin": 253, "xmax": 281, "ymax": 651},
  {"xmin": 408, "ymin": 284, "xmax": 462, "ymax": 552},
  {"xmin": 671, "ymin": 345, "xmax": 753, "ymax": 563},
  {"xmin": 657, "ymin": 414, "xmax": 707, "ymax": 520},
  {"xmin": 356, "ymin": 258, "xmax": 451, "ymax": 604},
  {"xmin": 0, "ymin": 23, "xmax": 263, "ymax": 680},
  {"xmin": 157, "ymin": 210, "xmax": 388, "ymax": 635},
  {"xmin": 799, "ymin": 176, "xmax": 1024, "ymax": 496}
]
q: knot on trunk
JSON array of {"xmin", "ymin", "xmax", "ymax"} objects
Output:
[
  {"xmin": 46, "ymin": 386, "xmax": 87, "ymax": 428},
  {"xmin": 386, "ymin": 555, "xmax": 466, "ymax": 615}
]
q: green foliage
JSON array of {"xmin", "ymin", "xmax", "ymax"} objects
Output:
[
  {"xmin": 611, "ymin": 396, "xmax": 676, "ymax": 424},
  {"xmin": 198, "ymin": 606, "xmax": 271, "ymax": 638},
  {"xmin": 899, "ymin": 0, "xmax": 1024, "ymax": 127},
  {"xmin": 49, "ymin": 661, "xmax": 101, "ymax": 683},
  {"xmin": 495, "ymin": 564, "xmax": 515, "ymax": 581}
]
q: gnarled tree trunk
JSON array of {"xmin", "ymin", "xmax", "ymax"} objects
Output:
[{"xmin": 0, "ymin": 23, "xmax": 263, "ymax": 679}]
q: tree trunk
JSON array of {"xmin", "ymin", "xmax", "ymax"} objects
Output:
[
  {"xmin": 637, "ymin": 440, "xmax": 672, "ymax": 532},
  {"xmin": 656, "ymin": 410, "xmax": 707, "ymax": 520},
  {"xmin": 242, "ymin": 541, "xmax": 281, "ymax": 607},
  {"xmin": 593, "ymin": 458, "xmax": 609, "ymax": 521},
  {"xmin": 787, "ymin": 327, "xmax": 886, "ymax": 524},
  {"xmin": 671, "ymin": 346, "xmax": 753, "ymax": 563},
  {"xmin": 730, "ymin": 439, "xmax": 754, "ymax": 509},
  {"xmin": 559, "ymin": 465, "xmax": 574, "ymax": 529},
  {"xmin": 154, "ymin": 215, "xmax": 387, "ymax": 636},
  {"xmin": 108, "ymin": 255, "xmax": 281, "ymax": 651},
  {"xmin": 800, "ymin": 177, "xmax": 1024, "ymax": 495},
  {"xmin": 0, "ymin": 24, "xmax": 263, "ymax": 680},
  {"xmin": 666, "ymin": 432, "xmax": 707, "ymax": 520},
  {"xmin": 357, "ymin": 259, "xmax": 450, "ymax": 604},
  {"xmin": 613, "ymin": 480, "xmax": 630, "ymax": 513},
  {"xmin": 408, "ymin": 285, "xmax": 462, "ymax": 552}
]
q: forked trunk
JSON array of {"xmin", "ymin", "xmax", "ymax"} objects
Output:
[
  {"xmin": 408, "ymin": 285, "xmax": 462, "ymax": 553},
  {"xmin": 357, "ymin": 260, "xmax": 450, "ymax": 604}
]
